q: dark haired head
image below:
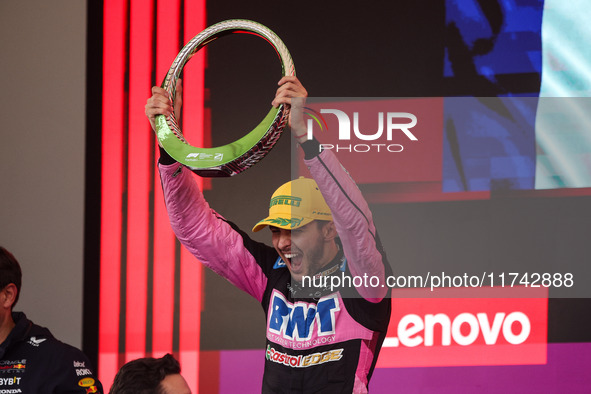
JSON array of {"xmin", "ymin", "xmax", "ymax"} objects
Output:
[
  {"xmin": 0, "ymin": 246, "xmax": 22, "ymax": 308},
  {"xmin": 109, "ymin": 354, "xmax": 181, "ymax": 394}
]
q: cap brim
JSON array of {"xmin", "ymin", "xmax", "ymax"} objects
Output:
[{"xmin": 252, "ymin": 216, "xmax": 314, "ymax": 232}]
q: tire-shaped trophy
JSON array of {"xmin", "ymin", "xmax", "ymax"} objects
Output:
[{"xmin": 155, "ymin": 19, "xmax": 295, "ymax": 177}]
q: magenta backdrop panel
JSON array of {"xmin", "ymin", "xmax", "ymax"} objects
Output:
[{"xmin": 216, "ymin": 343, "xmax": 591, "ymax": 393}]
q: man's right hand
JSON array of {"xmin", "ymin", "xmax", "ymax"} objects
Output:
[{"xmin": 145, "ymin": 80, "xmax": 182, "ymax": 132}]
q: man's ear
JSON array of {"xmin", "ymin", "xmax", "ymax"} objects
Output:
[
  {"xmin": 1, "ymin": 284, "xmax": 18, "ymax": 309},
  {"xmin": 322, "ymin": 221, "xmax": 338, "ymax": 241}
]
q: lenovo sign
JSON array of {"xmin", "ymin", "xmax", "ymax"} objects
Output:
[
  {"xmin": 377, "ymin": 287, "xmax": 548, "ymax": 368},
  {"xmin": 387, "ymin": 311, "xmax": 531, "ymax": 347}
]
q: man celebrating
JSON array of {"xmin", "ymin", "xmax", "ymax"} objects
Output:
[
  {"xmin": 145, "ymin": 76, "xmax": 391, "ymax": 393},
  {"xmin": 0, "ymin": 246, "xmax": 103, "ymax": 393}
]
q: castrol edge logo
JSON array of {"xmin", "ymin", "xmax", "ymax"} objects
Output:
[{"xmin": 377, "ymin": 287, "xmax": 548, "ymax": 368}]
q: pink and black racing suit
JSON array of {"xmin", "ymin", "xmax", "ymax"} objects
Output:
[{"xmin": 159, "ymin": 140, "xmax": 392, "ymax": 393}]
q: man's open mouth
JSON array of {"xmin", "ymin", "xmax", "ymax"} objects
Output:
[{"xmin": 284, "ymin": 252, "xmax": 302, "ymax": 271}]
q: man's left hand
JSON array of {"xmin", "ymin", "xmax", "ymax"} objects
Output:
[{"xmin": 272, "ymin": 76, "xmax": 308, "ymax": 142}]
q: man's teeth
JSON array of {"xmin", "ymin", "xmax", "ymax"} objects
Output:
[{"xmin": 285, "ymin": 253, "xmax": 299, "ymax": 259}]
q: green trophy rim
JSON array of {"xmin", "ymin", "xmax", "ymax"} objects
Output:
[
  {"xmin": 155, "ymin": 106, "xmax": 279, "ymax": 168},
  {"xmin": 155, "ymin": 19, "xmax": 295, "ymax": 176}
]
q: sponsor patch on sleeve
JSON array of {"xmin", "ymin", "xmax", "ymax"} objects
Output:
[{"xmin": 78, "ymin": 378, "xmax": 95, "ymax": 387}]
